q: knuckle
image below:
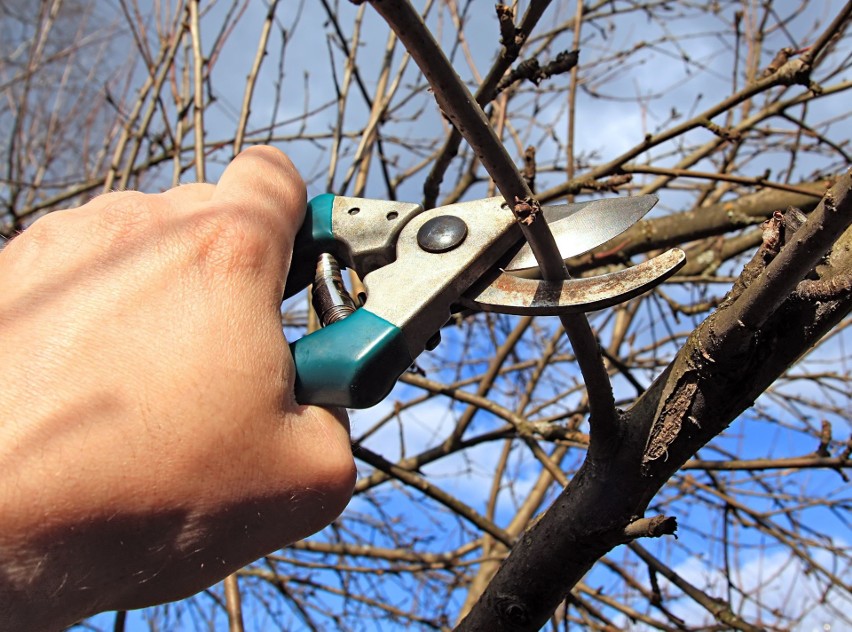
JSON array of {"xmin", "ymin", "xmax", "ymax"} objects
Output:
[
  {"xmin": 90, "ymin": 191, "xmax": 158, "ymax": 247},
  {"xmin": 2, "ymin": 211, "xmax": 71, "ymax": 263},
  {"xmin": 185, "ymin": 206, "xmax": 272, "ymax": 275}
]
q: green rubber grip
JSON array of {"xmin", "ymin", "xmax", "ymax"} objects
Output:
[
  {"xmin": 290, "ymin": 309, "xmax": 413, "ymax": 408},
  {"xmin": 284, "ymin": 193, "xmax": 337, "ymax": 299}
]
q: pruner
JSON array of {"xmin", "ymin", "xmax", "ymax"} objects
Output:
[{"xmin": 284, "ymin": 194, "xmax": 686, "ymax": 408}]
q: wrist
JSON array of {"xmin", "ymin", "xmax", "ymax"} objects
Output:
[{"xmin": 0, "ymin": 540, "xmax": 97, "ymax": 631}]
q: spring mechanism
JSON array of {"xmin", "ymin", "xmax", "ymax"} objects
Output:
[{"xmin": 312, "ymin": 253, "xmax": 357, "ymax": 326}]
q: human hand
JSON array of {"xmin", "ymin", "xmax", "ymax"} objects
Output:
[{"xmin": 0, "ymin": 146, "xmax": 355, "ymax": 630}]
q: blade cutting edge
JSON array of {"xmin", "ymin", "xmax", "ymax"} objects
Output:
[{"xmin": 505, "ymin": 194, "xmax": 658, "ymax": 278}]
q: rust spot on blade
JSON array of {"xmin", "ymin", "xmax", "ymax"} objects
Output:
[{"xmin": 465, "ymin": 248, "xmax": 687, "ymax": 315}]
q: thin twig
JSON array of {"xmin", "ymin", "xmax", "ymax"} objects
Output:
[
  {"xmin": 422, "ymin": 0, "xmax": 556, "ymax": 209},
  {"xmin": 233, "ymin": 0, "xmax": 279, "ymax": 156},
  {"xmin": 188, "ymin": 0, "xmax": 206, "ymax": 181},
  {"xmin": 325, "ymin": 4, "xmax": 365, "ymax": 191},
  {"xmin": 629, "ymin": 543, "xmax": 764, "ymax": 632},
  {"xmin": 103, "ymin": 6, "xmax": 186, "ymax": 191},
  {"xmin": 621, "ymin": 165, "xmax": 825, "ymax": 198},
  {"xmin": 223, "ymin": 573, "xmax": 245, "ymax": 632},
  {"xmin": 172, "ymin": 34, "xmax": 191, "ymax": 186},
  {"xmin": 540, "ymin": 34, "xmax": 849, "ymax": 203},
  {"xmin": 355, "ymin": 446, "xmax": 515, "ymax": 547},
  {"xmin": 565, "ymin": 0, "xmax": 584, "ymax": 202},
  {"xmin": 319, "ymin": 0, "xmax": 396, "ymax": 198}
]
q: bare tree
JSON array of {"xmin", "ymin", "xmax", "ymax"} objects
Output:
[{"xmin": 3, "ymin": 1, "xmax": 850, "ymax": 630}]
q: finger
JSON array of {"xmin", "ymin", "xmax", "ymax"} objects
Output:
[{"xmin": 211, "ymin": 146, "xmax": 307, "ymax": 249}]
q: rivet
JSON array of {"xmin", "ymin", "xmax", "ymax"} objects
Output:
[{"xmin": 416, "ymin": 216, "xmax": 468, "ymax": 253}]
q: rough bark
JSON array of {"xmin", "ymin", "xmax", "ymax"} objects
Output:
[{"xmin": 456, "ymin": 173, "xmax": 852, "ymax": 631}]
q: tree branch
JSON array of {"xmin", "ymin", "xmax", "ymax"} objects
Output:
[
  {"xmin": 713, "ymin": 170, "xmax": 852, "ymax": 345},
  {"xmin": 364, "ymin": 0, "xmax": 619, "ymax": 454},
  {"xmin": 629, "ymin": 543, "xmax": 763, "ymax": 632},
  {"xmin": 455, "ymin": 172, "xmax": 852, "ymax": 632},
  {"xmin": 422, "ymin": 0, "xmax": 556, "ymax": 209},
  {"xmin": 355, "ymin": 446, "xmax": 515, "ymax": 547}
]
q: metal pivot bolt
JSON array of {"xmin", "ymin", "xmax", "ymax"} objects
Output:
[
  {"xmin": 312, "ymin": 253, "xmax": 357, "ymax": 326},
  {"xmin": 417, "ymin": 216, "xmax": 468, "ymax": 253}
]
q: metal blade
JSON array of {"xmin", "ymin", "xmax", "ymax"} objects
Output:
[
  {"xmin": 504, "ymin": 194, "xmax": 658, "ymax": 278},
  {"xmin": 462, "ymin": 248, "xmax": 686, "ymax": 315}
]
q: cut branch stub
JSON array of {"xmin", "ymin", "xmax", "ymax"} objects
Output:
[
  {"xmin": 496, "ymin": 4, "xmax": 517, "ymax": 52},
  {"xmin": 623, "ymin": 515, "xmax": 678, "ymax": 540}
]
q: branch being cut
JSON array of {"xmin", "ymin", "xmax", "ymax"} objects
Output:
[
  {"xmin": 422, "ymin": 0, "xmax": 556, "ymax": 209},
  {"xmin": 364, "ymin": 0, "xmax": 619, "ymax": 452}
]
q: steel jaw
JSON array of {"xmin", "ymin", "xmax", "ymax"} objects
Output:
[{"xmin": 460, "ymin": 247, "xmax": 687, "ymax": 315}]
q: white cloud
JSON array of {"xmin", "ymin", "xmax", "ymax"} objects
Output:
[{"xmin": 653, "ymin": 545, "xmax": 852, "ymax": 631}]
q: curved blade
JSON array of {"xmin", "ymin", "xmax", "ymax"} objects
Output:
[
  {"xmin": 505, "ymin": 194, "xmax": 658, "ymax": 278},
  {"xmin": 462, "ymin": 248, "xmax": 686, "ymax": 315}
]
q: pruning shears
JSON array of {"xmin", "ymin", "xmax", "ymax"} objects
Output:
[{"xmin": 284, "ymin": 193, "xmax": 686, "ymax": 408}]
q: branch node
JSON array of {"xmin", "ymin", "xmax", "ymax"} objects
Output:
[
  {"xmin": 513, "ymin": 195, "xmax": 540, "ymax": 226},
  {"xmin": 701, "ymin": 119, "xmax": 741, "ymax": 142},
  {"xmin": 760, "ymin": 47, "xmax": 795, "ymax": 77},
  {"xmin": 842, "ymin": 436, "xmax": 852, "ymax": 461},
  {"xmin": 580, "ymin": 174, "xmax": 633, "ymax": 193},
  {"xmin": 793, "ymin": 273, "xmax": 852, "ymax": 301},
  {"xmin": 496, "ymin": 50, "xmax": 579, "ymax": 93},
  {"xmin": 544, "ymin": 49, "xmax": 579, "ymax": 78},
  {"xmin": 816, "ymin": 420, "xmax": 832, "ymax": 457},
  {"xmin": 774, "ymin": 57, "xmax": 811, "ymax": 87},
  {"xmin": 494, "ymin": 593, "xmax": 530, "ymax": 625}
]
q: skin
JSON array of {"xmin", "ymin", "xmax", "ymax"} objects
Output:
[{"xmin": 0, "ymin": 146, "xmax": 356, "ymax": 630}]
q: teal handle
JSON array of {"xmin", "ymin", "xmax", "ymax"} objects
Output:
[
  {"xmin": 284, "ymin": 193, "xmax": 337, "ymax": 299},
  {"xmin": 290, "ymin": 309, "xmax": 413, "ymax": 408}
]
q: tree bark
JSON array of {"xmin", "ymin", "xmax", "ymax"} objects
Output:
[{"xmin": 456, "ymin": 172, "xmax": 852, "ymax": 631}]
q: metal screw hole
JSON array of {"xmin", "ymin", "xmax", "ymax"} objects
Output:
[
  {"xmin": 386, "ymin": 211, "xmax": 399, "ymax": 220},
  {"xmin": 348, "ymin": 207, "xmax": 360, "ymax": 215}
]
